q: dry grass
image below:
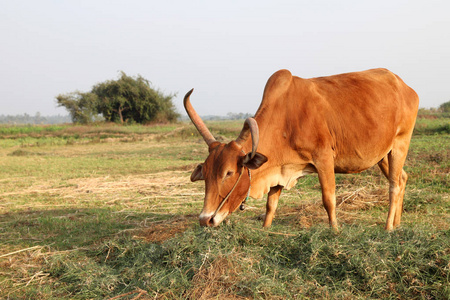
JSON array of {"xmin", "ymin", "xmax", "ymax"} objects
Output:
[
  {"xmin": 187, "ymin": 253, "xmax": 250, "ymax": 300},
  {"xmin": 0, "ymin": 170, "xmax": 203, "ymax": 212},
  {"xmin": 337, "ymin": 183, "xmax": 389, "ymax": 208},
  {"xmin": 133, "ymin": 215, "xmax": 197, "ymax": 243},
  {"xmin": 266, "ymin": 181, "xmax": 391, "ymax": 230},
  {"xmin": 0, "ymin": 246, "xmax": 77, "ymax": 296}
]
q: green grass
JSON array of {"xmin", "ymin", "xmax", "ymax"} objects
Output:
[
  {"xmin": 0, "ymin": 124, "xmax": 70, "ymax": 135},
  {"xmin": 0, "ymin": 118, "xmax": 448, "ymax": 299},
  {"xmin": 414, "ymin": 117, "xmax": 450, "ymax": 135}
]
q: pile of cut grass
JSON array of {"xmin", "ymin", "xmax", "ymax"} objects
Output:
[{"xmin": 3, "ymin": 221, "xmax": 448, "ymax": 299}]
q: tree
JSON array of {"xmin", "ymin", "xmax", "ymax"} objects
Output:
[
  {"xmin": 439, "ymin": 100, "xmax": 450, "ymax": 113},
  {"xmin": 56, "ymin": 91, "xmax": 101, "ymax": 123},
  {"xmin": 56, "ymin": 72, "xmax": 179, "ymax": 124}
]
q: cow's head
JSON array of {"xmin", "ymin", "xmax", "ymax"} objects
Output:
[{"xmin": 184, "ymin": 89, "xmax": 268, "ymax": 227}]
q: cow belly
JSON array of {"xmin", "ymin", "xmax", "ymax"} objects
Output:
[
  {"xmin": 334, "ymin": 148, "xmax": 389, "ymax": 174},
  {"xmin": 331, "ymin": 125, "xmax": 396, "ymax": 173}
]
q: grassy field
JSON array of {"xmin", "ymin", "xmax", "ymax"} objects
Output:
[{"xmin": 0, "ymin": 117, "xmax": 448, "ymax": 299}]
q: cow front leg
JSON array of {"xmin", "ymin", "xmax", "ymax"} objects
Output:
[
  {"xmin": 263, "ymin": 185, "xmax": 283, "ymax": 227},
  {"xmin": 316, "ymin": 159, "xmax": 338, "ymax": 231}
]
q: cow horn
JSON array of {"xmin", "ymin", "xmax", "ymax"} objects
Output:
[
  {"xmin": 183, "ymin": 89, "xmax": 216, "ymax": 146},
  {"xmin": 236, "ymin": 117, "xmax": 259, "ymax": 159}
]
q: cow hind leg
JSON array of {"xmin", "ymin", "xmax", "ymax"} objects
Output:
[
  {"xmin": 263, "ymin": 185, "xmax": 283, "ymax": 227},
  {"xmin": 384, "ymin": 142, "xmax": 409, "ymax": 231},
  {"xmin": 379, "ymin": 156, "xmax": 405, "ymax": 227}
]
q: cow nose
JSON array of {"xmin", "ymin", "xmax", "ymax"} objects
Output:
[{"xmin": 199, "ymin": 215, "xmax": 214, "ymax": 227}]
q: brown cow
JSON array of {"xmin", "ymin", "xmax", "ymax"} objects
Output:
[{"xmin": 184, "ymin": 68, "xmax": 419, "ymax": 230}]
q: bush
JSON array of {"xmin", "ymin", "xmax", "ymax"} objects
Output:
[{"xmin": 56, "ymin": 72, "xmax": 179, "ymax": 124}]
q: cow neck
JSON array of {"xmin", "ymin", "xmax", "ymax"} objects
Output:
[{"xmin": 211, "ymin": 151, "xmax": 252, "ymax": 220}]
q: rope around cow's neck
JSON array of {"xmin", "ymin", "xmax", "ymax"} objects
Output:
[{"xmin": 240, "ymin": 168, "xmax": 251, "ymax": 211}]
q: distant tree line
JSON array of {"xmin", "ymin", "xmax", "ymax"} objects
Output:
[
  {"xmin": 0, "ymin": 113, "xmax": 71, "ymax": 125},
  {"xmin": 178, "ymin": 112, "xmax": 254, "ymax": 122},
  {"xmin": 56, "ymin": 72, "xmax": 179, "ymax": 124},
  {"xmin": 226, "ymin": 112, "xmax": 253, "ymax": 120},
  {"xmin": 418, "ymin": 100, "xmax": 450, "ymax": 118}
]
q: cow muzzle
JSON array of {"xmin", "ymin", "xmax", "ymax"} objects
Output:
[
  {"xmin": 199, "ymin": 214, "xmax": 215, "ymax": 227},
  {"xmin": 199, "ymin": 211, "xmax": 227, "ymax": 227}
]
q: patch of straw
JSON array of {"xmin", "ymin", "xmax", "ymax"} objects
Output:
[
  {"xmin": 132, "ymin": 215, "xmax": 196, "ymax": 243},
  {"xmin": 187, "ymin": 253, "xmax": 249, "ymax": 300},
  {"xmin": 337, "ymin": 186, "xmax": 388, "ymax": 211},
  {"xmin": 0, "ymin": 246, "xmax": 43, "ymax": 259}
]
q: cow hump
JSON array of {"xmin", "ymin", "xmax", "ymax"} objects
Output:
[{"xmin": 263, "ymin": 69, "xmax": 293, "ymax": 99}]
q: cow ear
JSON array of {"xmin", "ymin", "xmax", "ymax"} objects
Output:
[
  {"xmin": 190, "ymin": 164, "xmax": 204, "ymax": 182},
  {"xmin": 241, "ymin": 152, "xmax": 268, "ymax": 170}
]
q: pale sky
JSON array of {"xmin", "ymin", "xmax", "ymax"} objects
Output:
[{"xmin": 1, "ymin": 0, "xmax": 449, "ymax": 116}]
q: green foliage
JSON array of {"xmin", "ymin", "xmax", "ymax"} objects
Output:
[
  {"xmin": 439, "ymin": 100, "xmax": 450, "ymax": 113},
  {"xmin": 56, "ymin": 91, "xmax": 102, "ymax": 124},
  {"xmin": 56, "ymin": 72, "xmax": 179, "ymax": 124}
]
